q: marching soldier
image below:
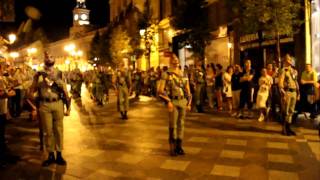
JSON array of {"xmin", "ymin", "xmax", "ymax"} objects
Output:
[
  {"xmin": 278, "ymin": 54, "xmax": 299, "ymax": 136},
  {"xmin": 69, "ymin": 67, "xmax": 83, "ymax": 99},
  {"xmin": 114, "ymin": 63, "xmax": 131, "ymax": 120},
  {"xmin": 158, "ymin": 53, "xmax": 192, "ymax": 156},
  {"xmin": 134, "ymin": 68, "xmax": 142, "ymax": 98},
  {"xmin": 194, "ymin": 62, "xmax": 205, "ymax": 113},
  {"xmin": 30, "ymin": 52, "xmax": 69, "ymax": 166}
]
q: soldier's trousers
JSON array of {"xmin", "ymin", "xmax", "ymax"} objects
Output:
[
  {"xmin": 118, "ymin": 86, "xmax": 129, "ymax": 112},
  {"xmin": 39, "ymin": 100, "xmax": 64, "ymax": 152},
  {"xmin": 283, "ymin": 91, "xmax": 297, "ymax": 124},
  {"xmin": 195, "ymin": 84, "xmax": 205, "ymax": 105},
  {"xmin": 169, "ymin": 99, "xmax": 187, "ymax": 140}
]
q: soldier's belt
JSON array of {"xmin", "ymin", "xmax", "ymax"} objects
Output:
[
  {"xmin": 40, "ymin": 97, "xmax": 60, "ymax": 102},
  {"xmin": 285, "ymin": 88, "xmax": 296, "ymax": 92},
  {"xmin": 171, "ymin": 96, "xmax": 185, "ymax": 100}
]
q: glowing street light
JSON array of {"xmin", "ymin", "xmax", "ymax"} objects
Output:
[
  {"xmin": 64, "ymin": 43, "xmax": 76, "ymax": 52},
  {"xmin": 27, "ymin": 47, "xmax": 37, "ymax": 54},
  {"xmin": 8, "ymin": 34, "xmax": 17, "ymax": 44},
  {"xmin": 9, "ymin": 52, "xmax": 19, "ymax": 58},
  {"xmin": 76, "ymin": 50, "xmax": 83, "ymax": 57},
  {"xmin": 139, "ymin": 29, "xmax": 146, "ymax": 36}
]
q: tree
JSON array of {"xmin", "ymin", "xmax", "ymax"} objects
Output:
[
  {"xmin": 138, "ymin": 0, "xmax": 152, "ymax": 30},
  {"xmin": 171, "ymin": 0, "xmax": 212, "ymax": 60},
  {"xmin": 225, "ymin": 0, "xmax": 302, "ymax": 65},
  {"xmin": 110, "ymin": 25, "xmax": 132, "ymax": 66}
]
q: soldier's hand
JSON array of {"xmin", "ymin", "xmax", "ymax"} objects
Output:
[
  {"xmin": 297, "ymin": 94, "xmax": 300, "ymax": 101},
  {"xmin": 7, "ymin": 90, "xmax": 16, "ymax": 97},
  {"xmin": 187, "ymin": 105, "xmax": 192, "ymax": 111},
  {"xmin": 168, "ymin": 101, "xmax": 174, "ymax": 112}
]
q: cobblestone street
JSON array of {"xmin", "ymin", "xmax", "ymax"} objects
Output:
[{"xmin": 1, "ymin": 89, "xmax": 319, "ymax": 180}]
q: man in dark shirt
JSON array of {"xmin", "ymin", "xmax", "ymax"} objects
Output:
[
  {"xmin": 231, "ymin": 65, "xmax": 242, "ymax": 116},
  {"xmin": 238, "ymin": 60, "xmax": 255, "ymax": 119}
]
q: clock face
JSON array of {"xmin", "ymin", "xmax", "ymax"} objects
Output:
[
  {"xmin": 74, "ymin": 14, "xmax": 79, "ymax": 20},
  {"xmin": 80, "ymin": 14, "xmax": 88, "ymax": 20}
]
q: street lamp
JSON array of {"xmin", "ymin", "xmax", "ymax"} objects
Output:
[
  {"xmin": 139, "ymin": 29, "xmax": 146, "ymax": 36},
  {"xmin": 27, "ymin": 47, "xmax": 37, "ymax": 66},
  {"xmin": 64, "ymin": 43, "xmax": 76, "ymax": 52},
  {"xmin": 8, "ymin": 34, "xmax": 16, "ymax": 44},
  {"xmin": 9, "ymin": 52, "xmax": 19, "ymax": 59}
]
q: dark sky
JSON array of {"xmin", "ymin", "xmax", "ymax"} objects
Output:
[{"xmin": 14, "ymin": 0, "xmax": 109, "ymax": 41}]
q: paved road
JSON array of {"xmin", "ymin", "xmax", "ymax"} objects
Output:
[{"xmin": 1, "ymin": 87, "xmax": 320, "ymax": 179}]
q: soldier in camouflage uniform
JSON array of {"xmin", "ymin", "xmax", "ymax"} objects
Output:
[
  {"xmin": 278, "ymin": 55, "xmax": 299, "ymax": 136},
  {"xmin": 69, "ymin": 67, "xmax": 83, "ymax": 100},
  {"xmin": 194, "ymin": 62, "xmax": 205, "ymax": 113},
  {"xmin": 158, "ymin": 53, "xmax": 192, "ymax": 156},
  {"xmin": 134, "ymin": 68, "xmax": 142, "ymax": 98},
  {"xmin": 30, "ymin": 52, "xmax": 69, "ymax": 166},
  {"xmin": 114, "ymin": 63, "xmax": 131, "ymax": 120}
]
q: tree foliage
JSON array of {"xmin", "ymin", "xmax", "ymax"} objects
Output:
[
  {"xmin": 138, "ymin": 0, "xmax": 152, "ymax": 30},
  {"xmin": 110, "ymin": 25, "xmax": 132, "ymax": 66},
  {"xmin": 171, "ymin": 0, "xmax": 212, "ymax": 59},
  {"xmin": 225, "ymin": 0, "xmax": 303, "ymax": 62}
]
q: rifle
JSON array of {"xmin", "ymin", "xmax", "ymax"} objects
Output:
[{"xmin": 37, "ymin": 71, "xmax": 71, "ymax": 116}]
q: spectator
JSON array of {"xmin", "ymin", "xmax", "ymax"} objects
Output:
[
  {"xmin": 231, "ymin": 65, "xmax": 242, "ymax": 116},
  {"xmin": 238, "ymin": 59, "xmax": 255, "ymax": 119},
  {"xmin": 223, "ymin": 66, "xmax": 233, "ymax": 115},
  {"xmin": 205, "ymin": 66, "xmax": 215, "ymax": 109},
  {"xmin": 215, "ymin": 64, "xmax": 224, "ymax": 111},
  {"xmin": 300, "ymin": 64, "xmax": 318, "ymax": 119},
  {"xmin": 256, "ymin": 68, "xmax": 273, "ymax": 122}
]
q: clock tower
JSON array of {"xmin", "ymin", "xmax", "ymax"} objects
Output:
[{"xmin": 70, "ymin": 0, "xmax": 91, "ymax": 38}]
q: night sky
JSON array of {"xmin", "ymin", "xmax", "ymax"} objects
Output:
[{"xmin": 14, "ymin": 0, "xmax": 109, "ymax": 41}]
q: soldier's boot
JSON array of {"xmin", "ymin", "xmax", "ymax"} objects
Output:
[
  {"xmin": 42, "ymin": 152, "xmax": 55, "ymax": 167},
  {"xmin": 196, "ymin": 105, "xmax": 204, "ymax": 113},
  {"xmin": 56, "ymin": 151, "xmax": 67, "ymax": 166},
  {"xmin": 168, "ymin": 128, "xmax": 176, "ymax": 156},
  {"xmin": 286, "ymin": 122, "xmax": 296, "ymax": 136},
  {"xmin": 124, "ymin": 111, "xmax": 128, "ymax": 120},
  {"xmin": 282, "ymin": 121, "xmax": 288, "ymax": 136},
  {"xmin": 120, "ymin": 112, "xmax": 125, "ymax": 119},
  {"xmin": 175, "ymin": 139, "xmax": 185, "ymax": 155}
]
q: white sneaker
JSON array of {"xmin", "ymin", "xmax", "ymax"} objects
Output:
[{"xmin": 258, "ymin": 114, "xmax": 264, "ymax": 122}]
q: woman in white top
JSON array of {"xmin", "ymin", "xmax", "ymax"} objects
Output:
[
  {"xmin": 223, "ymin": 66, "xmax": 234, "ymax": 115},
  {"xmin": 256, "ymin": 68, "xmax": 273, "ymax": 122}
]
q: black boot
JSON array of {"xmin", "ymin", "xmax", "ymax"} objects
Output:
[
  {"xmin": 42, "ymin": 152, "xmax": 55, "ymax": 167},
  {"xmin": 124, "ymin": 111, "xmax": 128, "ymax": 120},
  {"xmin": 168, "ymin": 128, "xmax": 176, "ymax": 156},
  {"xmin": 55, "ymin": 151, "xmax": 66, "ymax": 166},
  {"xmin": 197, "ymin": 105, "xmax": 204, "ymax": 113},
  {"xmin": 282, "ymin": 121, "xmax": 288, "ymax": 136},
  {"xmin": 286, "ymin": 122, "xmax": 296, "ymax": 136},
  {"xmin": 120, "ymin": 112, "xmax": 125, "ymax": 119},
  {"xmin": 175, "ymin": 139, "xmax": 185, "ymax": 155}
]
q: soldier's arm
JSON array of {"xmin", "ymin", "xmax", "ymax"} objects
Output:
[
  {"xmin": 278, "ymin": 70, "xmax": 286, "ymax": 94},
  {"xmin": 158, "ymin": 76, "xmax": 171, "ymax": 103},
  {"xmin": 186, "ymin": 80, "xmax": 192, "ymax": 106}
]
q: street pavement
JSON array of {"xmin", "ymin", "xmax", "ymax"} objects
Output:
[{"xmin": 1, "ymin": 87, "xmax": 320, "ymax": 180}]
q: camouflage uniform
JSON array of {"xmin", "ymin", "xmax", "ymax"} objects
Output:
[
  {"xmin": 279, "ymin": 62, "xmax": 299, "ymax": 136},
  {"xmin": 116, "ymin": 69, "xmax": 131, "ymax": 119}
]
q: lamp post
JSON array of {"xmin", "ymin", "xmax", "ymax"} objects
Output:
[{"xmin": 27, "ymin": 47, "xmax": 37, "ymax": 66}]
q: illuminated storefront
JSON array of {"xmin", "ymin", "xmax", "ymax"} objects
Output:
[{"xmin": 311, "ymin": 0, "xmax": 320, "ymax": 73}]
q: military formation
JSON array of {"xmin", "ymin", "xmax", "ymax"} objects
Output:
[{"xmin": 0, "ymin": 50, "xmax": 319, "ymax": 168}]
